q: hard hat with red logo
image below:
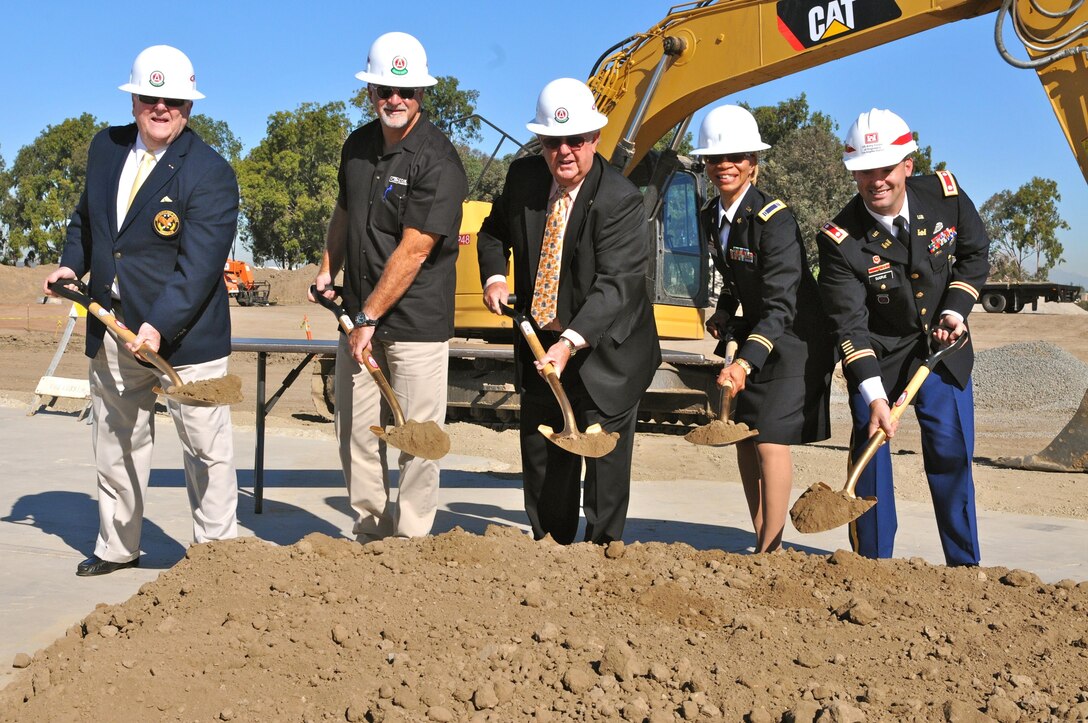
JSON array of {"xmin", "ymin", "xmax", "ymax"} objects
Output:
[
  {"xmin": 355, "ymin": 32, "xmax": 437, "ymax": 88},
  {"xmin": 118, "ymin": 45, "xmax": 204, "ymax": 100},
  {"xmin": 691, "ymin": 105, "xmax": 771, "ymax": 156},
  {"xmin": 842, "ymin": 108, "xmax": 918, "ymax": 171},
  {"xmin": 526, "ymin": 78, "xmax": 608, "ymax": 136}
]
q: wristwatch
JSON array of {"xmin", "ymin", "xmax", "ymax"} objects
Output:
[
  {"xmin": 559, "ymin": 337, "xmax": 578, "ymax": 357},
  {"xmin": 353, "ymin": 309, "xmax": 379, "ymax": 328},
  {"xmin": 735, "ymin": 358, "xmax": 752, "ymax": 375}
]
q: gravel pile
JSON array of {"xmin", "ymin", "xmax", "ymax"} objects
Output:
[{"xmin": 973, "ymin": 341, "xmax": 1088, "ymax": 412}]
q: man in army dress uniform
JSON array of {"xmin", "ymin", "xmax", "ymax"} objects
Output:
[{"xmin": 816, "ymin": 108, "xmax": 991, "ymax": 566}]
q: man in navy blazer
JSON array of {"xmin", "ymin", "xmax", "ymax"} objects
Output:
[
  {"xmin": 478, "ymin": 78, "xmax": 661, "ymax": 545},
  {"xmin": 44, "ymin": 45, "xmax": 240, "ymax": 577}
]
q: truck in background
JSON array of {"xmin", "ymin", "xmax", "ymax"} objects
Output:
[
  {"xmin": 223, "ymin": 260, "xmax": 271, "ymax": 307},
  {"xmin": 977, "ymin": 281, "xmax": 1083, "ymax": 313}
]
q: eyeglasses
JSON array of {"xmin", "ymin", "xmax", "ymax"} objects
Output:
[
  {"xmin": 704, "ymin": 152, "xmax": 753, "ymax": 165},
  {"xmin": 137, "ymin": 95, "xmax": 186, "ymax": 108},
  {"xmin": 539, "ymin": 134, "xmax": 594, "ymax": 150},
  {"xmin": 373, "ymin": 86, "xmax": 418, "ymax": 100}
]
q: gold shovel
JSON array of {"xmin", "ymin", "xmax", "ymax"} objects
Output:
[
  {"xmin": 49, "ymin": 280, "xmax": 242, "ymax": 406},
  {"xmin": 685, "ymin": 340, "xmax": 759, "ymax": 446},
  {"xmin": 790, "ymin": 332, "xmax": 969, "ymax": 534},
  {"xmin": 311, "ymin": 286, "xmax": 450, "ymax": 460},
  {"xmin": 500, "ymin": 303, "xmax": 618, "ymax": 458}
]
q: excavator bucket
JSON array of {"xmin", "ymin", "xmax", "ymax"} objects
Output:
[{"xmin": 994, "ymin": 389, "xmax": 1088, "ymax": 473}]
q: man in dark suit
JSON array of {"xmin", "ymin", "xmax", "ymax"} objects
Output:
[
  {"xmin": 44, "ymin": 45, "xmax": 240, "ymax": 576},
  {"xmin": 816, "ymin": 108, "xmax": 991, "ymax": 566},
  {"xmin": 477, "ymin": 78, "xmax": 661, "ymax": 545}
]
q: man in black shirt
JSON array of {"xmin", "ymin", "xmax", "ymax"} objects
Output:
[{"xmin": 312, "ymin": 31, "xmax": 467, "ymax": 541}]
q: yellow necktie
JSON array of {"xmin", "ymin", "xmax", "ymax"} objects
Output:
[
  {"xmin": 126, "ymin": 150, "xmax": 156, "ymax": 212},
  {"xmin": 531, "ymin": 188, "xmax": 570, "ymax": 328}
]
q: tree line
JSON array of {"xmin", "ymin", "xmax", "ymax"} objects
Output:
[{"xmin": 0, "ymin": 84, "xmax": 1067, "ymax": 279}]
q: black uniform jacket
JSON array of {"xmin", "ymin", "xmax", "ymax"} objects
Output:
[
  {"xmin": 477, "ymin": 154, "xmax": 661, "ymax": 416},
  {"xmin": 701, "ymin": 184, "xmax": 831, "ymax": 381},
  {"xmin": 816, "ymin": 171, "xmax": 990, "ymax": 396},
  {"xmin": 61, "ymin": 125, "xmax": 238, "ymax": 365}
]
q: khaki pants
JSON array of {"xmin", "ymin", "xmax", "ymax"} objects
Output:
[
  {"xmin": 89, "ymin": 332, "xmax": 238, "ymax": 562},
  {"xmin": 334, "ymin": 336, "xmax": 447, "ymax": 540}
]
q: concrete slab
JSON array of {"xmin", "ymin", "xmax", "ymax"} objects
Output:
[{"xmin": 2, "ymin": 402, "xmax": 1085, "ymax": 690}]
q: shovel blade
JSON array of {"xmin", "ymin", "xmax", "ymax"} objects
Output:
[
  {"xmin": 790, "ymin": 482, "xmax": 877, "ymax": 534},
  {"xmin": 537, "ymin": 423, "xmax": 619, "ymax": 459},
  {"xmin": 370, "ymin": 421, "xmax": 451, "ymax": 460}
]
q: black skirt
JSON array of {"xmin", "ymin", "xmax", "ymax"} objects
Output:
[{"xmin": 733, "ymin": 369, "xmax": 831, "ymax": 445}]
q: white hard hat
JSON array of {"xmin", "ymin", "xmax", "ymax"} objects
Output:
[
  {"xmin": 355, "ymin": 32, "xmax": 438, "ymax": 88},
  {"xmin": 118, "ymin": 45, "xmax": 204, "ymax": 100},
  {"xmin": 526, "ymin": 78, "xmax": 608, "ymax": 136},
  {"xmin": 842, "ymin": 108, "xmax": 918, "ymax": 171},
  {"xmin": 691, "ymin": 105, "xmax": 770, "ymax": 156}
]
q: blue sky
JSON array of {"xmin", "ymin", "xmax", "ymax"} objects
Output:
[{"xmin": 1, "ymin": 0, "xmax": 1085, "ymax": 280}]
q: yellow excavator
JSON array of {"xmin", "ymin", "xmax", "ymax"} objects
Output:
[{"xmin": 317, "ymin": 0, "xmax": 1088, "ymax": 435}]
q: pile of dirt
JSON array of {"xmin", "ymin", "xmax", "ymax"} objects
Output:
[
  {"xmin": 253, "ymin": 264, "xmax": 324, "ymax": 307},
  {"xmin": 3, "ymin": 530, "xmax": 1087, "ymax": 722}
]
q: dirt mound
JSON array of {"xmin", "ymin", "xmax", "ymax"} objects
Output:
[
  {"xmin": 3, "ymin": 530, "xmax": 1087, "ymax": 722},
  {"xmin": 253, "ymin": 264, "xmax": 323, "ymax": 306}
]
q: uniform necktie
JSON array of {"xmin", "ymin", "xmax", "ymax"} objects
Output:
[
  {"xmin": 893, "ymin": 216, "xmax": 911, "ymax": 249},
  {"xmin": 530, "ymin": 188, "xmax": 570, "ymax": 328},
  {"xmin": 126, "ymin": 150, "xmax": 156, "ymax": 212}
]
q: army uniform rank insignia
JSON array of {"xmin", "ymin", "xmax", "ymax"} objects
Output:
[
  {"xmin": 936, "ymin": 170, "xmax": 959, "ymax": 196},
  {"xmin": 153, "ymin": 210, "xmax": 181, "ymax": 238},
  {"xmin": 821, "ymin": 221, "xmax": 848, "ymax": 244},
  {"xmin": 757, "ymin": 199, "xmax": 786, "ymax": 222}
]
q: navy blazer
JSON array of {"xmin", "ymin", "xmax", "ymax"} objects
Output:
[
  {"xmin": 477, "ymin": 154, "xmax": 661, "ymax": 416},
  {"xmin": 61, "ymin": 124, "xmax": 239, "ymax": 366}
]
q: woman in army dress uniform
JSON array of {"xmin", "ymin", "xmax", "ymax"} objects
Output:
[{"xmin": 692, "ymin": 106, "xmax": 834, "ymax": 553}]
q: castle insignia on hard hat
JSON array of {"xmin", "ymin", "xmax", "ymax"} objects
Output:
[
  {"xmin": 757, "ymin": 199, "xmax": 787, "ymax": 222},
  {"xmin": 153, "ymin": 210, "xmax": 181, "ymax": 238},
  {"xmin": 936, "ymin": 170, "xmax": 959, "ymax": 196},
  {"xmin": 821, "ymin": 221, "xmax": 848, "ymax": 244}
]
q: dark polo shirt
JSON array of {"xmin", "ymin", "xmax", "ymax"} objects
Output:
[{"xmin": 337, "ymin": 111, "xmax": 467, "ymax": 342}]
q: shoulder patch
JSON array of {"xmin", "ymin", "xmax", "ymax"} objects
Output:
[
  {"xmin": 936, "ymin": 170, "xmax": 959, "ymax": 197},
  {"xmin": 757, "ymin": 199, "xmax": 787, "ymax": 222},
  {"xmin": 820, "ymin": 221, "xmax": 849, "ymax": 245}
]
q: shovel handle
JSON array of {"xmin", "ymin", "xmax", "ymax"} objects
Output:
[
  {"xmin": 843, "ymin": 331, "xmax": 970, "ymax": 496},
  {"xmin": 48, "ymin": 279, "xmax": 184, "ymax": 388},
  {"xmin": 309, "ymin": 285, "xmax": 406, "ymax": 427},
  {"xmin": 716, "ymin": 340, "xmax": 739, "ymax": 423},
  {"xmin": 498, "ymin": 302, "xmax": 580, "ymax": 436}
]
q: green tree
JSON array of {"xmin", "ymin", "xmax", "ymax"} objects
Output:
[
  {"xmin": 0, "ymin": 149, "xmax": 8, "ymax": 260},
  {"xmin": 237, "ymin": 101, "xmax": 352, "ymax": 268},
  {"xmin": 741, "ymin": 93, "xmax": 833, "ymax": 147},
  {"xmin": 759, "ymin": 124, "xmax": 856, "ymax": 267},
  {"xmin": 652, "ymin": 129, "xmax": 694, "ymax": 155},
  {"xmin": 350, "ymin": 75, "xmax": 482, "ymax": 146},
  {"xmin": 980, "ymin": 177, "xmax": 1068, "ymax": 281},
  {"xmin": 0, "ymin": 114, "xmax": 105, "ymax": 264},
  {"xmin": 910, "ymin": 133, "xmax": 945, "ymax": 176},
  {"xmin": 187, "ymin": 114, "xmax": 243, "ymax": 165},
  {"xmin": 458, "ymin": 145, "xmax": 513, "ymax": 203}
]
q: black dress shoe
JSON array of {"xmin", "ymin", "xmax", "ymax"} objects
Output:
[{"xmin": 76, "ymin": 555, "xmax": 140, "ymax": 577}]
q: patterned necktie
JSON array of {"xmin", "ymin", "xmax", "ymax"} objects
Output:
[
  {"xmin": 530, "ymin": 188, "xmax": 570, "ymax": 328},
  {"xmin": 126, "ymin": 150, "xmax": 156, "ymax": 212}
]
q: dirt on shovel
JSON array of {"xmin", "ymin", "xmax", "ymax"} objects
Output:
[
  {"xmin": 371, "ymin": 420, "xmax": 451, "ymax": 461},
  {"xmin": 544, "ymin": 422, "xmax": 618, "ymax": 457},
  {"xmin": 158, "ymin": 373, "xmax": 244, "ymax": 406},
  {"xmin": 790, "ymin": 482, "xmax": 876, "ymax": 534}
]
